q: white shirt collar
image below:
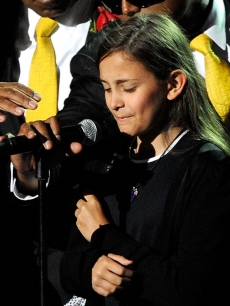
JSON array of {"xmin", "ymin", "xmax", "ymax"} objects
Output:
[
  {"xmin": 130, "ymin": 130, "xmax": 189, "ymax": 164},
  {"xmin": 202, "ymin": 0, "xmax": 226, "ymax": 50}
]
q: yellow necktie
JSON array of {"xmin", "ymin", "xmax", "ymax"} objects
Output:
[
  {"xmin": 26, "ymin": 17, "xmax": 59, "ymax": 122},
  {"xmin": 190, "ymin": 33, "xmax": 230, "ymax": 121}
]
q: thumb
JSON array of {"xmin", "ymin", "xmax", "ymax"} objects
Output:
[{"xmin": 108, "ymin": 253, "xmax": 133, "ymax": 266}]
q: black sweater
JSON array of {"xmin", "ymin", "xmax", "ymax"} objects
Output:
[{"xmin": 60, "ymin": 134, "xmax": 230, "ymax": 306}]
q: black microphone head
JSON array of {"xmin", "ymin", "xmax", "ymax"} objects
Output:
[{"xmin": 79, "ymin": 119, "xmax": 101, "ymax": 146}]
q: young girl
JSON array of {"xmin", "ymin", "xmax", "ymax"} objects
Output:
[{"xmin": 60, "ymin": 13, "xmax": 230, "ymax": 306}]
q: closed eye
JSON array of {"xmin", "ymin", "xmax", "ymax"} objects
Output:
[{"xmin": 123, "ymin": 87, "xmax": 136, "ymax": 93}]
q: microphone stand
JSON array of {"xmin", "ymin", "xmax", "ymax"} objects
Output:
[{"xmin": 35, "ymin": 150, "xmax": 49, "ymax": 306}]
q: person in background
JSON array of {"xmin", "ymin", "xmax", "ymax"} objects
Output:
[
  {"xmin": 0, "ymin": 1, "xmax": 42, "ymax": 305},
  {"xmin": 0, "ymin": 0, "xmax": 115, "ymax": 304},
  {"xmin": 59, "ymin": 13, "xmax": 230, "ymax": 306},
  {"xmin": 0, "ymin": 0, "xmax": 99, "ymax": 135}
]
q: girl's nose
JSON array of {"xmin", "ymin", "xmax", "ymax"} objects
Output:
[{"xmin": 109, "ymin": 93, "xmax": 125, "ymax": 111}]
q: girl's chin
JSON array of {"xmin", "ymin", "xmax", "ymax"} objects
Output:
[{"xmin": 118, "ymin": 128, "xmax": 137, "ymax": 137}]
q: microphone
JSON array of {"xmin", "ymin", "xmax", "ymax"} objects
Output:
[{"xmin": 0, "ymin": 119, "xmax": 101, "ymax": 155}]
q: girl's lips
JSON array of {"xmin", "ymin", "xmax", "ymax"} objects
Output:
[{"xmin": 115, "ymin": 116, "xmax": 132, "ymax": 121}]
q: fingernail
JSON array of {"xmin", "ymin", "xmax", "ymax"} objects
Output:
[
  {"xmin": 44, "ymin": 140, "xmax": 52, "ymax": 150},
  {"xmin": 55, "ymin": 135, "xmax": 61, "ymax": 141},
  {"xmin": 33, "ymin": 92, "xmax": 41, "ymax": 101},
  {"xmin": 28, "ymin": 130, "xmax": 36, "ymax": 137},
  {"xmin": 29, "ymin": 101, "xmax": 38, "ymax": 109},
  {"xmin": 15, "ymin": 107, "xmax": 25, "ymax": 115},
  {"xmin": 0, "ymin": 115, "xmax": 6, "ymax": 122}
]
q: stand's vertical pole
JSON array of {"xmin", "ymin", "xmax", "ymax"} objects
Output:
[{"xmin": 36, "ymin": 157, "xmax": 48, "ymax": 306}]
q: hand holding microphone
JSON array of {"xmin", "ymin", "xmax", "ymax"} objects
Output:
[
  {"xmin": 0, "ymin": 117, "xmax": 101, "ymax": 155},
  {"xmin": 6, "ymin": 116, "xmax": 101, "ymax": 194}
]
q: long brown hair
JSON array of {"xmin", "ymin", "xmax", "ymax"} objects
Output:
[{"xmin": 98, "ymin": 13, "xmax": 230, "ymax": 155}]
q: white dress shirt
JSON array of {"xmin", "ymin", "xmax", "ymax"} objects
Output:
[
  {"xmin": 192, "ymin": 0, "xmax": 230, "ymax": 77},
  {"xmin": 17, "ymin": 0, "xmax": 93, "ymax": 110}
]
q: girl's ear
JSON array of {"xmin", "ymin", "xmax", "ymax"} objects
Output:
[{"xmin": 167, "ymin": 70, "xmax": 187, "ymax": 100}]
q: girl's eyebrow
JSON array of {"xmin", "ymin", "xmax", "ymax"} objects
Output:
[{"xmin": 100, "ymin": 79, "xmax": 137, "ymax": 84}]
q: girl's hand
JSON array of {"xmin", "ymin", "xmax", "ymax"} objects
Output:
[
  {"xmin": 92, "ymin": 253, "xmax": 134, "ymax": 296},
  {"xmin": 76, "ymin": 193, "xmax": 109, "ymax": 241}
]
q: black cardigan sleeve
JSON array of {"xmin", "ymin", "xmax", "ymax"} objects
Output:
[{"xmin": 60, "ymin": 144, "xmax": 230, "ymax": 305}]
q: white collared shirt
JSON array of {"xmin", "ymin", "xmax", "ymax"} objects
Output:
[
  {"xmin": 192, "ymin": 0, "xmax": 230, "ymax": 77},
  {"xmin": 17, "ymin": 2, "xmax": 92, "ymax": 110}
]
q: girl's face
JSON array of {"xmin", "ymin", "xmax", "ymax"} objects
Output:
[{"xmin": 99, "ymin": 52, "xmax": 169, "ymax": 138}]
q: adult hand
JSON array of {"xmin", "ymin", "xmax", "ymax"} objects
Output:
[
  {"xmin": 76, "ymin": 193, "xmax": 109, "ymax": 241},
  {"xmin": 0, "ymin": 82, "xmax": 40, "ymax": 122},
  {"xmin": 10, "ymin": 116, "xmax": 83, "ymax": 194},
  {"xmin": 92, "ymin": 253, "xmax": 134, "ymax": 296},
  {"xmin": 10, "ymin": 116, "xmax": 60, "ymax": 193}
]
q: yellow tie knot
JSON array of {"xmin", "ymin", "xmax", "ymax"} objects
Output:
[
  {"xmin": 36, "ymin": 17, "xmax": 58, "ymax": 38},
  {"xmin": 190, "ymin": 33, "xmax": 220, "ymax": 62},
  {"xmin": 190, "ymin": 33, "xmax": 230, "ymax": 121}
]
